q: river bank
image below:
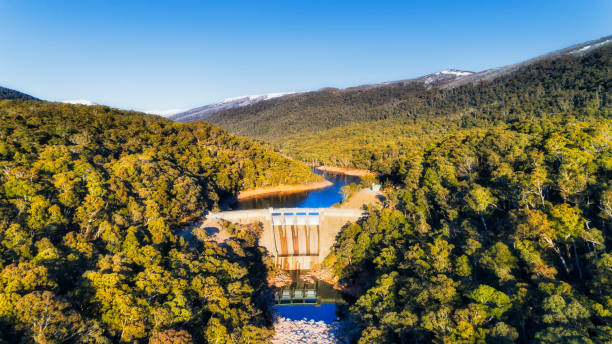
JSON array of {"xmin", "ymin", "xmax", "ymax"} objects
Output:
[
  {"xmin": 314, "ymin": 166, "xmax": 374, "ymax": 177},
  {"xmin": 336, "ymin": 187, "xmax": 385, "ymax": 209},
  {"xmin": 237, "ymin": 180, "xmax": 333, "ymax": 200}
]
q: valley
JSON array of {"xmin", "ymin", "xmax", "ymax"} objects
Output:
[{"xmin": 0, "ymin": 33, "xmax": 610, "ymax": 344}]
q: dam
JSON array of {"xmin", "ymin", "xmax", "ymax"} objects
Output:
[{"xmin": 207, "ymin": 207, "xmax": 364, "ymax": 270}]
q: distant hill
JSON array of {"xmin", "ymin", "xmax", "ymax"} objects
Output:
[
  {"xmin": 174, "ymin": 36, "xmax": 610, "ymax": 127},
  {"xmin": 171, "ymin": 71, "xmax": 477, "ymax": 123},
  {"xmin": 202, "ymin": 36, "xmax": 611, "ymax": 140},
  {"xmin": 0, "ymin": 86, "xmax": 38, "ymax": 100},
  {"xmin": 194, "ymin": 35, "xmax": 611, "ymax": 170},
  {"xmin": 441, "ymin": 35, "xmax": 612, "ymax": 89},
  {"xmin": 170, "ymin": 92, "xmax": 294, "ymax": 122}
]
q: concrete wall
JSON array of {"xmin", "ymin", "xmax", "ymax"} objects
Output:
[{"xmin": 208, "ymin": 208, "xmax": 363, "ymax": 270}]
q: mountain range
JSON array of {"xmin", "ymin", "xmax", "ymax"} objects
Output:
[
  {"xmin": 171, "ymin": 35, "xmax": 610, "ymax": 124},
  {"xmin": 169, "ymin": 92, "xmax": 294, "ymax": 121},
  {"xmin": 170, "ymin": 35, "xmax": 611, "ymax": 170}
]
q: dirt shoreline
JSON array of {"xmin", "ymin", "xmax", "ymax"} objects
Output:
[
  {"xmin": 237, "ymin": 180, "xmax": 333, "ymax": 200},
  {"xmin": 314, "ymin": 165, "xmax": 374, "ymax": 177}
]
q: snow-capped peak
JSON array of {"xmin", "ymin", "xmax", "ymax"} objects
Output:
[
  {"xmin": 220, "ymin": 92, "xmax": 295, "ymax": 104},
  {"xmin": 570, "ymin": 39, "xmax": 611, "ymax": 55},
  {"xmin": 145, "ymin": 109, "xmax": 186, "ymax": 117},
  {"xmin": 421, "ymin": 69, "xmax": 474, "ymax": 87},
  {"xmin": 439, "ymin": 70, "xmax": 474, "ymax": 77},
  {"xmin": 170, "ymin": 92, "xmax": 297, "ymax": 122},
  {"xmin": 63, "ymin": 99, "xmax": 95, "ymax": 105}
]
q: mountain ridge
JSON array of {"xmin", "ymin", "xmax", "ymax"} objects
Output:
[
  {"xmin": 193, "ymin": 34, "xmax": 611, "ymax": 170},
  {"xmin": 170, "ymin": 92, "xmax": 295, "ymax": 122},
  {"xmin": 169, "ymin": 69, "xmax": 477, "ymax": 123},
  {"xmin": 173, "ymin": 35, "xmax": 611, "ymax": 123}
]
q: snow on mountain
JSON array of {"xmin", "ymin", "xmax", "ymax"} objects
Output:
[
  {"xmin": 221, "ymin": 92, "xmax": 292, "ymax": 103},
  {"xmin": 170, "ymin": 92, "xmax": 295, "ymax": 122},
  {"xmin": 171, "ymin": 35, "xmax": 612, "ymax": 123},
  {"xmin": 172, "ymin": 71, "xmax": 479, "ymax": 122},
  {"xmin": 63, "ymin": 99, "xmax": 95, "ymax": 105},
  {"xmin": 443, "ymin": 35, "xmax": 612, "ymax": 89},
  {"xmin": 570, "ymin": 39, "xmax": 611, "ymax": 54},
  {"xmin": 145, "ymin": 109, "xmax": 186, "ymax": 117},
  {"xmin": 421, "ymin": 69, "xmax": 475, "ymax": 87},
  {"xmin": 344, "ymin": 69, "xmax": 475, "ymax": 92},
  {"xmin": 439, "ymin": 70, "xmax": 474, "ymax": 77}
]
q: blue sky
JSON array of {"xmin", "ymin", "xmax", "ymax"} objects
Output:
[{"xmin": 1, "ymin": 1, "xmax": 610, "ymax": 114}]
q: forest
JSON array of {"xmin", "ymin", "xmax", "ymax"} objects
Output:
[
  {"xmin": 329, "ymin": 115, "xmax": 612, "ymax": 343},
  {"xmin": 312, "ymin": 45, "xmax": 612, "ymax": 343},
  {"xmin": 0, "ymin": 100, "xmax": 318, "ymax": 343}
]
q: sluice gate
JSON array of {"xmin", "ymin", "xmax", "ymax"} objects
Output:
[
  {"xmin": 207, "ymin": 208, "xmax": 364, "ymax": 270},
  {"xmin": 273, "ymin": 271, "xmax": 348, "ymax": 306},
  {"xmin": 276, "ymin": 282, "xmax": 318, "ymax": 305}
]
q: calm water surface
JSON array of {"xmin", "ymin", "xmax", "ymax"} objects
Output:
[{"xmin": 233, "ymin": 170, "xmax": 361, "ymax": 210}]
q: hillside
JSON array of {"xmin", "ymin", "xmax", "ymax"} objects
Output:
[
  {"xmin": 203, "ymin": 37, "xmax": 611, "ymax": 172},
  {"xmin": 0, "ymin": 99, "xmax": 318, "ymax": 343},
  {"xmin": 1, "ymin": 34, "xmax": 611, "ymax": 344},
  {"xmin": 331, "ymin": 115, "xmax": 612, "ymax": 343},
  {"xmin": 170, "ymin": 92, "xmax": 295, "ymax": 122},
  {"xmin": 0, "ymin": 86, "xmax": 37, "ymax": 101},
  {"xmin": 172, "ymin": 70, "xmax": 476, "ymax": 123}
]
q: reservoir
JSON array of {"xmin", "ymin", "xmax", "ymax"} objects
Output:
[{"xmin": 233, "ymin": 169, "xmax": 361, "ymax": 210}]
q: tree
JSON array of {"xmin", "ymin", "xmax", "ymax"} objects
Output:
[
  {"xmin": 14, "ymin": 291, "xmax": 84, "ymax": 344},
  {"xmin": 149, "ymin": 329, "xmax": 193, "ymax": 344},
  {"xmin": 479, "ymin": 242, "xmax": 518, "ymax": 284},
  {"xmin": 464, "ymin": 184, "xmax": 496, "ymax": 231}
]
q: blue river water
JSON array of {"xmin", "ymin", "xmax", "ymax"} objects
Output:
[
  {"xmin": 272, "ymin": 303, "xmax": 339, "ymax": 322},
  {"xmin": 271, "ymin": 270, "xmax": 348, "ymax": 322},
  {"xmin": 233, "ymin": 169, "xmax": 361, "ymax": 210}
]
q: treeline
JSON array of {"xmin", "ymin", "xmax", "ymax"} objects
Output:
[
  {"xmin": 207, "ymin": 45, "xmax": 611, "ymax": 172},
  {"xmin": 329, "ymin": 116, "xmax": 612, "ymax": 343},
  {"xmin": 0, "ymin": 100, "xmax": 318, "ymax": 343}
]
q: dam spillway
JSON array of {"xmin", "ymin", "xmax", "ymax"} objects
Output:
[{"xmin": 206, "ymin": 208, "xmax": 364, "ymax": 270}]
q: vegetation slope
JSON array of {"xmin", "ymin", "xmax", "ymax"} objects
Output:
[
  {"xmin": 331, "ymin": 116, "xmax": 612, "ymax": 343},
  {"xmin": 0, "ymin": 100, "xmax": 318, "ymax": 343}
]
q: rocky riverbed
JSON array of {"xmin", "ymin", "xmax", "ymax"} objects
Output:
[{"xmin": 271, "ymin": 315, "xmax": 353, "ymax": 344}]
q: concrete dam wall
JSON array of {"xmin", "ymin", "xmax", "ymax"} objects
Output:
[{"xmin": 207, "ymin": 208, "xmax": 364, "ymax": 270}]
